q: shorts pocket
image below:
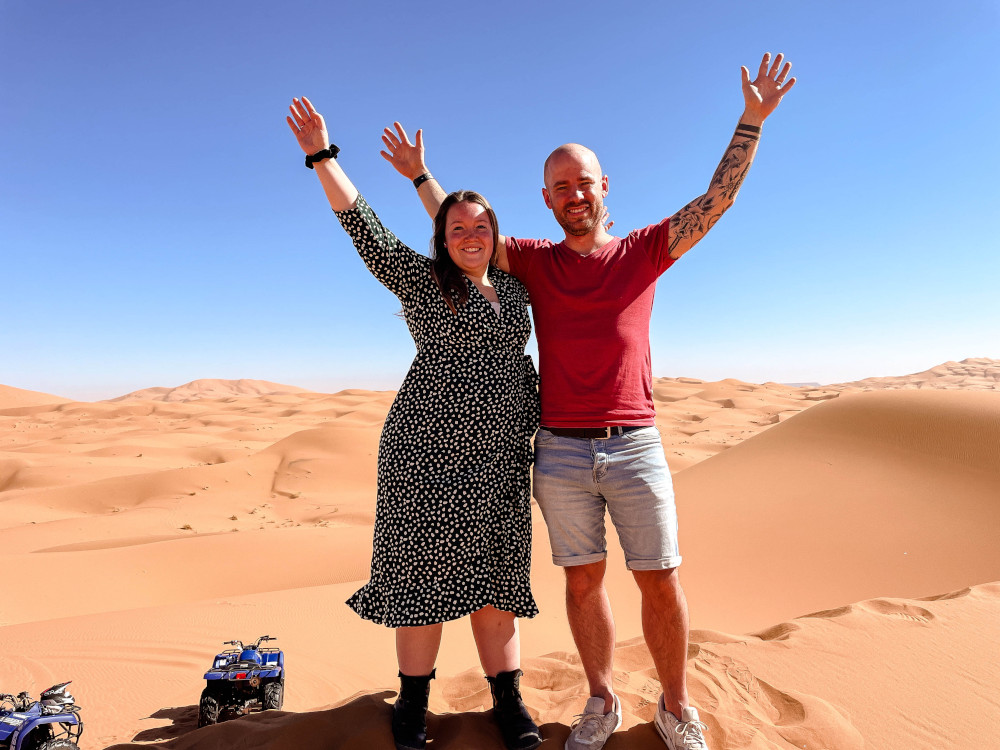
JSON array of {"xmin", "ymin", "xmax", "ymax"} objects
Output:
[
  {"xmin": 533, "ymin": 428, "xmax": 557, "ymax": 445},
  {"xmin": 623, "ymin": 426, "xmax": 661, "ymax": 443}
]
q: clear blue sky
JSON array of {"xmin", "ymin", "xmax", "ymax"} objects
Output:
[{"xmin": 3, "ymin": 0, "xmax": 998, "ymax": 400}]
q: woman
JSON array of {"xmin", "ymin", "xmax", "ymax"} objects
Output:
[{"xmin": 287, "ymin": 97, "xmax": 542, "ymax": 750}]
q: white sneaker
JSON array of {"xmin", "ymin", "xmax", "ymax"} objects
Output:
[
  {"xmin": 654, "ymin": 696, "xmax": 709, "ymax": 750},
  {"xmin": 564, "ymin": 694, "xmax": 622, "ymax": 749}
]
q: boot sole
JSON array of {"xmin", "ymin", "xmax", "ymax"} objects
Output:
[{"xmin": 501, "ymin": 725, "xmax": 543, "ymax": 749}]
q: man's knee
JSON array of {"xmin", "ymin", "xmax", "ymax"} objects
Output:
[
  {"xmin": 632, "ymin": 567, "xmax": 682, "ymax": 600},
  {"xmin": 565, "ymin": 560, "xmax": 606, "ymax": 602}
]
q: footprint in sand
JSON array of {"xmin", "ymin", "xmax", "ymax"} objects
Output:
[
  {"xmin": 859, "ymin": 598, "xmax": 934, "ymax": 624},
  {"xmin": 804, "ymin": 599, "xmax": 934, "ymax": 624}
]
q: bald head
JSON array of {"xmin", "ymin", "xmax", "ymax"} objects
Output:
[
  {"xmin": 541, "ymin": 143, "xmax": 609, "ymax": 240},
  {"xmin": 543, "ymin": 144, "xmax": 603, "ymax": 189}
]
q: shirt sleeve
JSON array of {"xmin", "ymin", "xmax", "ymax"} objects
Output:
[
  {"xmin": 334, "ymin": 194, "xmax": 430, "ymax": 301},
  {"xmin": 630, "ymin": 217, "xmax": 677, "ymax": 276},
  {"xmin": 505, "ymin": 236, "xmax": 551, "ymax": 284}
]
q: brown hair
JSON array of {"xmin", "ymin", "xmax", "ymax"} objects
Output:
[{"xmin": 431, "ymin": 191, "xmax": 500, "ymax": 315}]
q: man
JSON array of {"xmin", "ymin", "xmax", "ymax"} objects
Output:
[{"xmin": 381, "ymin": 53, "xmax": 796, "ymax": 750}]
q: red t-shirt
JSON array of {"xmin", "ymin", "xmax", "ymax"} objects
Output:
[{"xmin": 506, "ymin": 219, "xmax": 676, "ymax": 427}]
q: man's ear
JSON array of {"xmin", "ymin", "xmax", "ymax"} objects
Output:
[
  {"xmin": 542, "ymin": 187, "xmax": 552, "ymax": 209},
  {"xmin": 602, "ymin": 175, "xmax": 609, "ymax": 197}
]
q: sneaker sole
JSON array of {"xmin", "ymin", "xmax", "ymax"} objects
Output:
[{"xmin": 653, "ymin": 715, "xmax": 675, "ymax": 749}]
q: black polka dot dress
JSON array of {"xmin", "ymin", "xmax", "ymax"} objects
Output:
[{"xmin": 337, "ymin": 196, "xmax": 540, "ymax": 628}]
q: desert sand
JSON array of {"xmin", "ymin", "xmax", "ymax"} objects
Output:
[{"xmin": 1, "ymin": 362, "xmax": 998, "ymax": 749}]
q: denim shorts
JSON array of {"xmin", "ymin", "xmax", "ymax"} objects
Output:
[{"xmin": 532, "ymin": 426, "xmax": 682, "ymax": 571}]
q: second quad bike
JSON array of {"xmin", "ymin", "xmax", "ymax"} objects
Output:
[{"xmin": 197, "ymin": 635, "xmax": 284, "ymax": 727}]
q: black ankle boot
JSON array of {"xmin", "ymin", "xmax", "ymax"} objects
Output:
[
  {"xmin": 392, "ymin": 669, "xmax": 435, "ymax": 750},
  {"xmin": 486, "ymin": 669, "xmax": 542, "ymax": 750}
]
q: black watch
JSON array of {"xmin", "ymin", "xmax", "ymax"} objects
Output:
[{"xmin": 305, "ymin": 144, "xmax": 340, "ymax": 169}]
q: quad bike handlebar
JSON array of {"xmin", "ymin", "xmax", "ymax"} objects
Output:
[
  {"xmin": 222, "ymin": 635, "xmax": 275, "ymax": 650},
  {"xmin": 1, "ymin": 691, "xmax": 32, "ymax": 711},
  {"xmin": 1, "ymin": 688, "xmax": 63, "ymax": 712}
]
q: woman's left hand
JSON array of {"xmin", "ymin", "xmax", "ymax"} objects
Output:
[
  {"xmin": 287, "ymin": 96, "xmax": 330, "ymax": 154},
  {"xmin": 380, "ymin": 122, "xmax": 428, "ymax": 181}
]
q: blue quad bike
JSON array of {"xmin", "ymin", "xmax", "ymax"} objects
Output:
[
  {"xmin": 198, "ymin": 635, "xmax": 284, "ymax": 727},
  {"xmin": 0, "ymin": 682, "xmax": 83, "ymax": 750}
]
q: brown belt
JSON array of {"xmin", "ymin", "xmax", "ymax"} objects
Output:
[{"xmin": 542, "ymin": 426, "xmax": 647, "ymax": 439}]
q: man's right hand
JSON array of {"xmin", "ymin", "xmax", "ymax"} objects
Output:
[{"xmin": 380, "ymin": 122, "xmax": 428, "ymax": 180}]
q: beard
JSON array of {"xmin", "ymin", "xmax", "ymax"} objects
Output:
[{"xmin": 555, "ymin": 196, "xmax": 605, "ymax": 237}]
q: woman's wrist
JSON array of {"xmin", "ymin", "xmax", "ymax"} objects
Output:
[
  {"xmin": 408, "ymin": 164, "xmax": 430, "ymax": 180},
  {"xmin": 413, "ymin": 172, "xmax": 434, "ymax": 189},
  {"xmin": 305, "ymin": 143, "xmax": 340, "ymax": 168}
]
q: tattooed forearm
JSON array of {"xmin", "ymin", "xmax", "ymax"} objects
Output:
[
  {"xmin": 669, "ymin": 196, "xmax": 714, "ymax": 252},
  {"xmin": 709, "ymin": 140, "xmax": 753, "ymax": 202},
  {"xmin": 667, "ymin": 126, "xmax": 761, "ymax": 257}
]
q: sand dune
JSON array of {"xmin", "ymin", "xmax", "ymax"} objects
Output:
[
  {"xmin": 0, "ymin": 383, "xmax": 72, "ymax": 409},
  {"xmin": 2, "ymin": 361, "xmax": 997, "ymax": 749},
  {"xmin": 110, "ymin": 379, "xmax": 315, "ymax": 403},
  {"xmin": 674, "ymin": 388, "xmax": 1000, "ymax": 633},
  {"xmin": 649, "ymin": 377, "xmax": 837, "ymax": 472},
  {"xmin": 830, "ymin": 356, "xmax": 1000, "ymax": 391}
]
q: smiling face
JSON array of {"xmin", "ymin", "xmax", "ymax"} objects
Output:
[
  {"xmin": 542, "ymin": 145, "xmax": 609, "ymax": 238},
  {"xmin": 444, "ymin": 200, "xmax": 495, "ymax": 277}
]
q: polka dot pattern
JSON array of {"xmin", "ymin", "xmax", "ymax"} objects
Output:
[{"xmin": 337, "ymin": 195, "xmax": 540, "ymax": 627}]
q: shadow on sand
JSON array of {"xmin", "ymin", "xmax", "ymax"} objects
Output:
[
  {"xmin": 101, "ymin": 690, "xmax": 673, "ymax": 749},
  {"xmin": 125, "ymin": 704, "xmax": 198, "ymax": 743}
]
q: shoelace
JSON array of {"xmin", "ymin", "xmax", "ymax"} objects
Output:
[
  {"xmin": 674, "ymin": 717, "xmax": 709, "ymax": 749},
  {"xmin": 569, "ymin": 710, "xmax": 611, "ymax": 744}
]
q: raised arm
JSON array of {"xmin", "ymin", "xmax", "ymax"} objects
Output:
[
  {"xmin": 380, "ymin": 123, "xmax": 449, "ymax": 221},
  {"xmin": 667, "ymin": 52, "xmax": 797, "ymax": 260},
  {"xmin": 289, "ymin": 98, "xmax": 432, "ymax": 300},
  {"xmin": 381, "ymin": 123, "xmax": 512, "ymax": 272},
  {"xmin": 286, "ymin": 96, "xmax": 359, "ymax": 211}
]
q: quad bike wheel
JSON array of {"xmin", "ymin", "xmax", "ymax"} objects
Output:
[
  {"xmin": 263, "ymin": 681, "xmax": 283, "ymax": 710},
  {"xmin": 36, "ymin": 741, "xmax": 79, "ymax": 750},
  {"xmin": 198, "ymin": 691, "xmax": 220, "ymax": 727}
]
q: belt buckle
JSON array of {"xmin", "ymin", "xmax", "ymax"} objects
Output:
[{"xmin": 602, "ymin": 426, "xmax": 616, "ymax": 438}]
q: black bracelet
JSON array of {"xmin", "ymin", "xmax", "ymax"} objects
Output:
[
  {"xmin": 413, "ymin": 172, "xmax": 434, "ymax": 189},
  {"xmin": 305, "ymin": 144, "xmax": 340, "ymax": 169},
  {"xmin": 736, "ymin": 122, "xmax": 761, "ymax": 133}
]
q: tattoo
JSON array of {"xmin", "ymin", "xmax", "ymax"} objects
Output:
[
  {"xmin": 669, "ymin": 195, "xmax": 714, "ymax": 252},
  {"xmin": 668, "ymin": 134, "xmax": 757, "ymax": 254},
  {"xmin": 710, "ymin": 141, "xmax": 753, "ymax": 200}
]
